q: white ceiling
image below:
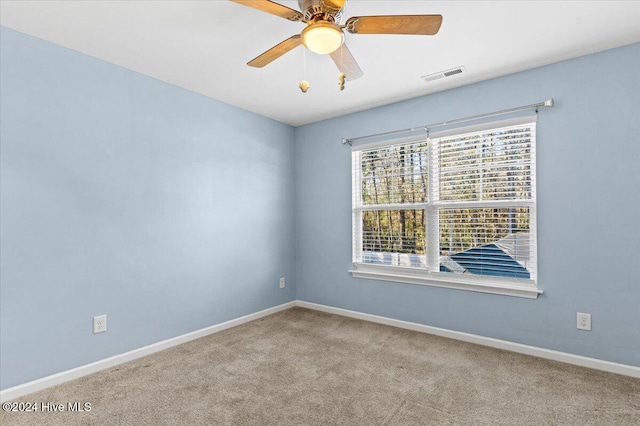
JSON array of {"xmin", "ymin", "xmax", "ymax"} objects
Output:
[{"xmin": 2, "ymin": 1, "xmax": 640, "ymax": 126}]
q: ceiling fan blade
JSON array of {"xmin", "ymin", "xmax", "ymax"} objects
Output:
[
  {"xmin": 247, "ymin": 35, "xmax": 302, "ymax": 68},
  {"xmin": 344, "ymin": 15, "xmax": 443, "ymax": 35},
  {"xmin": 230, "ymin": 0, "xmax": 304, "ymax": 22},
  {"xmin": 330, "ymin": 43, "xmax": 363, "ymax": 81}
]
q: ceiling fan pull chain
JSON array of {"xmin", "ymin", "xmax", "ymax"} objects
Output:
[
  {"xmin": 338, "ymin": 45, "xmax": 346, "ymax": 90},
  {"xmin": 299, "ymin": 47, "xmax": 310, "ymax": 93}
]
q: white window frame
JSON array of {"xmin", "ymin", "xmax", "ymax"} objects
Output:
[{"xmin": 350, "ymin": 116, "xmax": 541, "ymax": 299}]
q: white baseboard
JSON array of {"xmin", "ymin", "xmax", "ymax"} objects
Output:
[
  {"xmin": 3, "ymin": 298, "xmax": 637, "ymax": 402},
  {"xmin": 0, "ymin": 301, "xmax": 296, "ymax": 402},
  {"xmin": 295, "ymin": 300, "xmax": 640, "ymax": 379}
]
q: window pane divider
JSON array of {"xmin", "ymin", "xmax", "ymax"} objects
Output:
[
  {"xmin": 356, "ymin": 200, "xmax": 535, "ymax": 212},
  {"xmin": 433, "ymin": 200, "xmax": 535, "ymax": 208},
  {"xmin": 355, "ymin": 203, "xmax": 430, "ymax": 211}
]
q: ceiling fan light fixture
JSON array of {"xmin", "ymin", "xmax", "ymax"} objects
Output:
[{"xmin": 301, "ymin": 22, "xmax": 344, "ymax": 55}]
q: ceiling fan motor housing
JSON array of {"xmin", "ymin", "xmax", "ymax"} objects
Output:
[{"xmin": 298, "ymin": 0, "xmax": 345, "ymax": 23}]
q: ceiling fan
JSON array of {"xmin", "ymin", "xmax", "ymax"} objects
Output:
[{"xmin": 230, "ymin": 0, "xmax": 442, "ymax": 88}]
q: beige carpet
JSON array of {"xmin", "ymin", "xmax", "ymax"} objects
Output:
[{"xmin": 2, "ymin": 307, "xmax": 639, "ymax": 425}]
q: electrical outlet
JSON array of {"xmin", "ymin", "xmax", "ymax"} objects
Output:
[
  {"xmin": 279, "ymin": 277, "xmax": 285, "ymax": 289},
  {"xmin": 93, "ymin": 315, "xmax": 107, "ymax": 334},
  {"xmin": 577, "ymin": 312, "xmax": 591, "ymax": 331}
]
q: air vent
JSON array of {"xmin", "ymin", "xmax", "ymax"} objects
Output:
[{"xmin": 421, "ymin": 66, "xmax": 466, "ymax": 83}]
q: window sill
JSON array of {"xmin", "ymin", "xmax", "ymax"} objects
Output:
[{"xmin": 349, "ymin": 263, "xmax": 542, "ymax": 299}]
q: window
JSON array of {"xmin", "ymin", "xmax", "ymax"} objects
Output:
[{"xmin": 351, "ymin": 117, "xmax": 540, "ymax": 298}]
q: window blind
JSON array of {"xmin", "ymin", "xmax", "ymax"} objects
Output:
[
  {"xmin": 433, "ymin": 122, "xmax": 536, "ymax": 280},
  {"xmin": 352, "ymin": 137, "xmax": 429, "ymax": 268},
  {"xmin": 359, "ymin": 140, "xmax": 429, "ymax": 205},
  {"xmin": 352, "ymin": 118, "xmax": 537, "ymax": 286},
  {"xmin": 436, "ymin": 125, "xmax": 534, "ymax": 202}
]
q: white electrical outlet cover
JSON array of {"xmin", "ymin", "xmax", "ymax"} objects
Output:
[
  {"xmin": 93, "ymin": 315, "xmax": 107, "ymax": 334},
  {"xmin": 279, "ymin": 277, "xmax": 285, "ymax": 288},
  {"xmin": 577, "ymin": 312, "xmax": 591, "ymax": 331}
]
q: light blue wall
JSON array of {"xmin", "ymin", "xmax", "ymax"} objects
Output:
[
  {"xmin": 0, "ymin": 27, "xmax": 296, "ymax": 389},
  {"xmin": 2, "ymin": 26, "xmax": 639, "ymax": 391},
  {"xmin": 295, "ymin": 42, "xmax": 640, "ymax": 367}
]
